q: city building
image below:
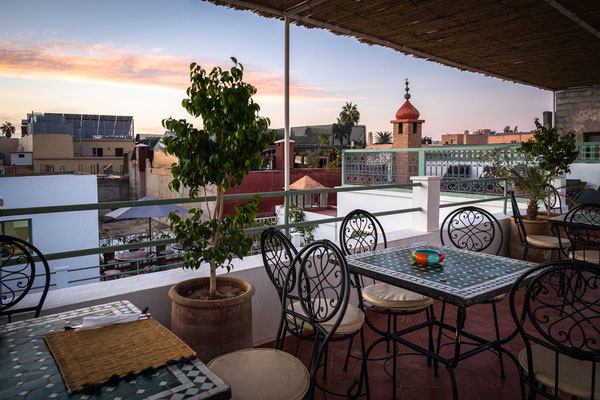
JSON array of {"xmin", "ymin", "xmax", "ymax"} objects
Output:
[
  {"xmin": 441, "ymin": 130, "xmax": 489, "ymax": 145},
  {"xmin": 0, "ymin": 112, "xmax": 135, "ymax": 175}
]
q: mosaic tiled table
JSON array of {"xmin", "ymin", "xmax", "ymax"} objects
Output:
[
  {"xmin": 549, "ymin": 212, "xmax": 600, "ymax": 230},
  {"xmin": 347, "ymin": 241, "xmax": 536, "ymax": 307},
  {"xmin": 347, "ymin": 242, "xmax": 535, "ymax": 400},
  {"xmin": 0, "ymin": 301, "xmax": 231, "ymax": 400}
]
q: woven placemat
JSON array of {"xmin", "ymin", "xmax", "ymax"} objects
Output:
[{"xmin": 44, "ymin": 318, "xmax": 195, "ymax": 394}]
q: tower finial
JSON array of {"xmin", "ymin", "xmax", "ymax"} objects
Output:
[{"xmin": 404, "ymin": 78, "xmax": 411, "ymax": 100}]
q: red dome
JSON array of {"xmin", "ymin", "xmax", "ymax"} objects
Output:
[{"xmin": 395, "ymin": 100, "xmax": 420, "ymax": 120}]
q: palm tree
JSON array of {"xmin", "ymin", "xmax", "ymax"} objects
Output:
[
  {"xmin": 1, "ymin": 122, "xmax": 15, "ymax": 138},
  {"xmin": 333, "ymin": 102, "xmax": 360, "ymax": 146},
  {"xmin": 338, "ymin": 102, "xmax": 360, "ymax": 126},
  {"xmin": 375, "ymin": 131, "xmax": 392, "ymax": 144}
]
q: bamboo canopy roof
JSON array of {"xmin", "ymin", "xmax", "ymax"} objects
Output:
[{"xmin": 207, "ymin": 0, "xmax": 600, "ymax": 91}]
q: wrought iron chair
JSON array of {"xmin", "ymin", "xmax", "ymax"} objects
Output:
[
  {"xmin": 1, "ymin": 235, "xmax": 51, "ymax": 322},
  {"xmin": 563, "ymin": 203, "xmax": 600, "ymax": 266},
  {"xmin": 260, "ymin": 227, "xmax": 307, "ymax": 354},
  {"xmin": 261, "ymin": 228, "xmax": 369, "ymax": 386},
  {"xmin": 439, "ymin": 206, "xmax": 506, "ymax": 378},
  {"xmin": 209, "ymin": 240, "xmax": 369, "ymax": 400},
  {"xmin": 510, "ymin": 191, "xmax": 570, "ymax": 260},
  {"xmin": 508, "ymin": 260, "xmax": 600, "ymax": 399},
  {"xmin": 340, "ymin": 209, "xmax": 436, "ymax": 395}
]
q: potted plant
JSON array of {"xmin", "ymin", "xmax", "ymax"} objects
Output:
[
  {"xmin": 501, "ymin": 119, "xmax": 577, "ymax": 260},
  {"xmin": 162, "ymin": 58, "xmax": 274, "ymax": 362}
]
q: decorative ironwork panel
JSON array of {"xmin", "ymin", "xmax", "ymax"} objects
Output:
[
  {"xmin": 425, "ymin": 147, "xmax": 522, "ymax": 195},
  {"xmin": 343, "ymin": 150, "xmax": 418, "ymax": 186}
]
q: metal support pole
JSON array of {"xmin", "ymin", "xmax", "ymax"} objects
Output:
[
  {"xmin": 552, "ymin": 90, "xmax": 557, "ymax": 128},
  {"xmin": 503, "ymin": 179, "xmax": 508, "ymax": 215},
  {"xmin": 284, "ymin": 16, "xmax": 291, "ymax": 237}
]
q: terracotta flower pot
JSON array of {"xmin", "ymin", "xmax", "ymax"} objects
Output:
[{"xmin": 168, "ymin": 276, "xmax": 255, "ymax": 362}]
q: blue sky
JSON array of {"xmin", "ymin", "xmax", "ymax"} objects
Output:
[{"xmin": 0, "ymin": 0, "xmax": 552, "ymax": 139}]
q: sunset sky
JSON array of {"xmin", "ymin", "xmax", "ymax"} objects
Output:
[{"xmin": 0, "ymin": 0, "xmax": 553, "ymax": 139}]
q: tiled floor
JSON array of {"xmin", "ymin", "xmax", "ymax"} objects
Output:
[{"xmin": 263, "ymin": 297, "xmax": 527, "ymax": 400}]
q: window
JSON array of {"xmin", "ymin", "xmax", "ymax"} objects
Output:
[
  {"xmin": 115, "ymin": 148, "xmax": 124, "ymax": 157},
  {"xmin": 584, "ymin": 132, "xmax": 600, "ymax": 142},
  {"xmin": 0, "ymin": 219, "xmax": 31, "ymax": 242},
  {"xmin": 451, "ymin": 139, "xmax": 457, "ymax": 144},
  {"xmin": 413, "ymin": 122, "xmax": 418, "ymax": 133},
  {"xmin": 92, "ymin": 148, "xmax": 104, "ymax": 157},
  {"xmin": 18, "ymin": 154, "xmax": 25, "ymax": 158},
  {"xmin": 399, "ymin": 124, "xmax": 403, "ymax": 134}
]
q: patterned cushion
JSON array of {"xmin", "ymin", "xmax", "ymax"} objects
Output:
[
  {"xmin": 208, "ymin": 349, "xmax": 309, "ymax": 400},
  {"xmin": 362, "ymin": 283, "xmax": 433, "ymax": 311}
]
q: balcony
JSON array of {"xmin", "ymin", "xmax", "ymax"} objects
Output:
[{"xmin": 1, "ymin": 159, "xmax": 594, "ymax": 399}]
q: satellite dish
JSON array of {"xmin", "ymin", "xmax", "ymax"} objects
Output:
[
  {"xmin": 103, "ymin": 164, "xmax": 113, "ymax": 174},
  {"xmin": 514, "ymin": 125, "xmax": 518, "ymax": 132}
]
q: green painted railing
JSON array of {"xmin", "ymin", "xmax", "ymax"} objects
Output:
[
  {"xmin": 342, "ymin": 142, "xmax": 599, "ymax": 188},
  {"xmin": 1, "ymin": 178, "xmax": 514, "ymax": 285}
]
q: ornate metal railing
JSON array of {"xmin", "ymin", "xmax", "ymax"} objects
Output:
[
  {"xmin": 577, "ymin": 142, "xmax": 600, "ymax": 162},
  {"xmin": 343, "ymin": 143, "xmax": 597, "ymax": 192}
]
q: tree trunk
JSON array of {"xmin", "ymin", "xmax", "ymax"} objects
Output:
[
  {"xmin": 527, "ymin": 200, "xmax": 539, "ymax": 220},
  {"xmin": 209, "ymin": 259, "xmax": 217, "ymax": 298}
]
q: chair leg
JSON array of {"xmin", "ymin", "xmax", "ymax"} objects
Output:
[
  {"xmin": 392, "ymin": 313, "xmax": 398, "ymax": 400},
  {"xmin": 343, "ymin": 335, "xmax": 355, "ymax": 372},
  {"xmin": 522, "ymin": 245, "xmax": 529, "ymax": 261},
  {"xmin": 322, "ymin": 344, "xmax": 329, "ymax": 379},
  {"xmin": 386, "ymin": 313, "xmax": 391, "ymax": 353},
  {"xmin": 491, "ymin": 302, "xmax": 506, "ymax": 379},
  {"xmin": 358, "ymin": 328, "xmax": 371, "ymax": 400},
  {"xmin": 293, "ymin": 330, "xmax": 302, "ymax": 357}
]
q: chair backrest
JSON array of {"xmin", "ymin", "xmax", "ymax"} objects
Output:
[
  {"xmin": 0, "ymin": 235, "xmax": 51, "ymax": 322},
  {"xmin": 276, "ymin": 240, "xmax": 351, "ymax": 385},
  {"xmin": 339, "ymin": 209, "xmax": 387, "ymax": 256},
  {"xmin": 440, "ymin": 206, "xmax": 503, "ymax": 255},
  {"xmin": 510, "ymin": 191, "xmax": 528, "ymax": 245},
  {"xmin": 509, "ymin": 260, "xmax": 600, "ymax": 399},
  {"xmin": 544, "ymin": 184, "xmax": 562, "ymax": 214},
  {"xmin": 260, "ymin": 227, "xmax": 298, "ymax": 299},
  {"xmin": 564, "ymin": 203, "xmax": 600, "ymax": 262}
]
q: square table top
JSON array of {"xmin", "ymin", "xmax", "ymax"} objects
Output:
[
  {"xmin": 0, "ymin": 300, "xmax": 230, "ymax": 400},
  {"xmin": 347, "ymin": 242, "xmax": 535, "ymax": 307}
]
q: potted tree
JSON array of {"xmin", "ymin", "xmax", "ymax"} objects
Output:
[
  {"xmin": 163, "ymin": 58, "xmax": 274, "ymax": 362},
  {"xmin": 502, "ymin": 119, "xmax": 577, "ymax": 260}
]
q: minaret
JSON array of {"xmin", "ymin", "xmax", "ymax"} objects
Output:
[{"xmin": 391, "ymin": 79, "xmax": 424, "ymax": 148}]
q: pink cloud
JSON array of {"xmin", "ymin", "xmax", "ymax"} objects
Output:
[{"xmin": 0, "ymin": 41, "xmax": 344, "ymax": 102}]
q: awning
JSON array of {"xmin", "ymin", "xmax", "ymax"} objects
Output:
[{"xmin": 207, "ymin": 0, "xmax": 600, "ymax": 90}]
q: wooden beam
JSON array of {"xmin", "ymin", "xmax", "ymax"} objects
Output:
[{"xmin": 544, "ymin": 0, "xmax": 600, "ymax": 40}]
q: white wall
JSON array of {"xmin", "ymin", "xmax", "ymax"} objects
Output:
[
  {"xmin": 567, "ymin": 163, "xmax": 600, "ymax": 189},
  {"xmin": 0, "ymin": 174, "xmax": 100, "ymax": 287},
  {"xmin": 275, "ymin": 205, "xmax": 339, "ymax": 245},
  {"xmin": 337, "ymin": 189, "xmax": 507, "ymax": 234},
  {"xmin": 10, "ymin": 152, "xmax": 33, "ymax": 166}
]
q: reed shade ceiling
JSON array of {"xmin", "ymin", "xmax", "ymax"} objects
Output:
[{"xmin": 206, "ymin": 0, "xmax": 600, "ymax": 91}]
